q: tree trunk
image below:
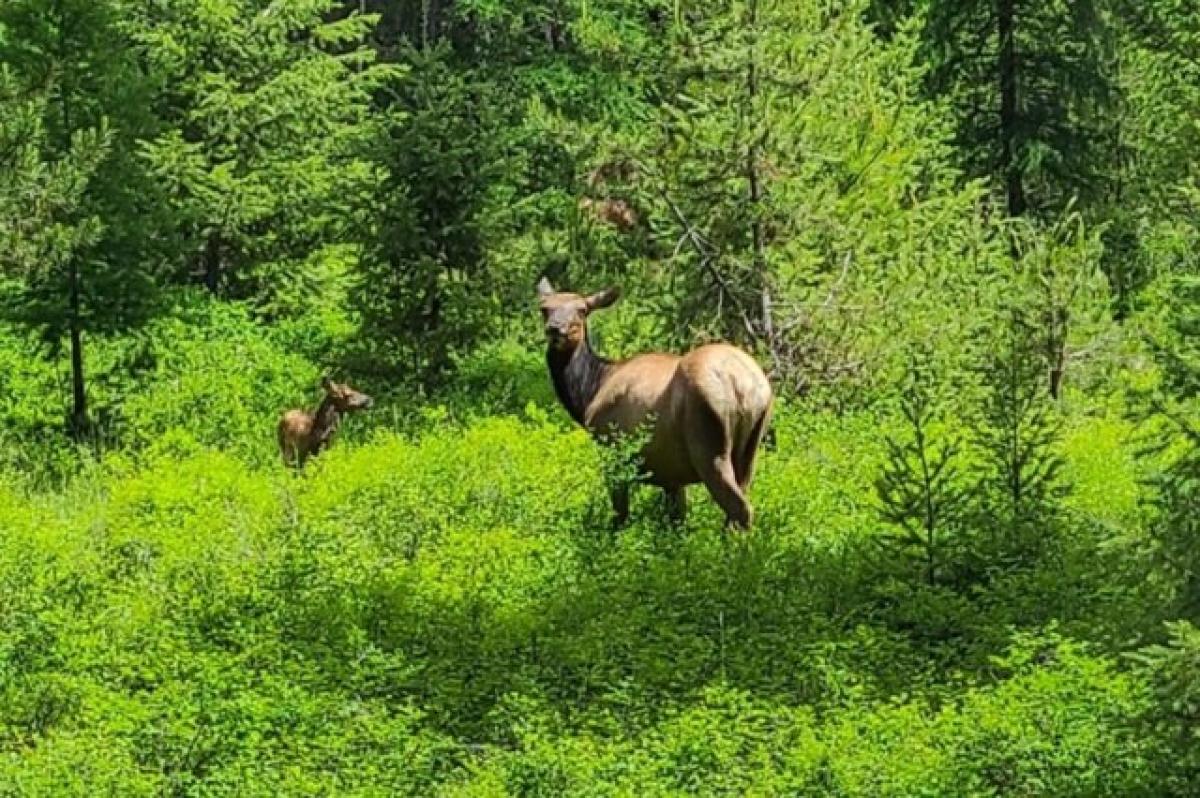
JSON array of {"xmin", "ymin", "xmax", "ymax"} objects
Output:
[
  {"xmin": 422, "ymin": 0, "xmax": 447, "ymax": 48},
  {"xmin": 1047, "ymin": 306, "xmax": 1067, "ymax": 399},
  {"xmin": 56, "ymin": 15, "xmax": 89, "ymax": 439},
  {"xmin": 67, "ymin": 259, "xmax": 89, "ymax": 438},
  {"xmin": 997, "ymin": 0, "xmax": 1025, "ymax": 217},
  {"xmin": 1110, "ymin": 50, "xmax": 1131, "ymax": 320},
  {"xmin": 203, "ymin": 231, "xmax": 221, "ymax": 295},
  {"xmin": 745, "ymin": 0, "xmax": 776, "ymax": 360}
]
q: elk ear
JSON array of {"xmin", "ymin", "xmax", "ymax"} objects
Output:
[
  {"xmin": 536, "ymin": 277, "xmax": 555, "ymax": 298},
  {"xmin": 585, "ymin": 286, "xmax": 621, "ymax": 311},
  {"xmin": 320, "ymin": 376, "xmax": 333, "ymax": 392}
]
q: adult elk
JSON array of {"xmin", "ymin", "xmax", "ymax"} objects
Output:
[
  {"xmin": 278, "ymin": 377, "xmax": 373, "ymax": 468},
  {"xmin": 537, "ymin": 278, "xmax": 773, "ymax": 528}
]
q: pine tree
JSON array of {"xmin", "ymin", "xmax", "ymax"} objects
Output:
[
  {"xmin": 870, "ymin": 0, "xmax": 1116, "ymax": 218},
  {"xmin": 130, "ymin": 0, "xmax": 398, "ymax": 313},
  {"xmin": 971, "ymin": 301, "xmax": 1068, "ymax": 566},
  {"xmin": 349, "ymin": 0, "xmax": 664, "ymax": 378},
  {"xmin": 633, "ymin": 0, "xmax": 975, "ymax": 391},
  {"xmin": 353, "ymin": 44, "xmax": 504, "ymax": 378},
  {"xmin": 0, "ymin": 71, "xmax": 106, "ymax": 279},
  {"xmin": 1007, "ymin": 208, "xmax": 1108, "ymax": 398},
  {"xmin": 1140, "ymin": 273, "xmax": 1200, "ymax": 617},
  {"xmin": 875, "ymin": 353, "xmax": 968, "ymax": 586},
  {"xmin": 1098, "ymin": 2, "xmax": 1200, "ymax": 315},
  {"xmin": 0, "ymin": 0, "xmax": 166, "ymax": 437},
  {"xmin": 637, "ymin": 0, "xmax": 785, "ymax": 357}
]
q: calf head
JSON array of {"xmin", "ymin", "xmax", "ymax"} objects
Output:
[{"xmin": 321, "ymin": 377, "xmax": 373, "ymax": 412}]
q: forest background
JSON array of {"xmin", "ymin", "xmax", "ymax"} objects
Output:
[{"xmin": 2, "ymin": 0, "xmax": 1200, "ymax": 794}]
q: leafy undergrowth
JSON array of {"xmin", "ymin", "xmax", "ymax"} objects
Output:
[{"xmin": 0, "ymin": 408, "xmax": 1165, "ymax": 795}]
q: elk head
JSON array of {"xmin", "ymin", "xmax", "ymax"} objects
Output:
[
  {"xmin": 536, "ymin": 277, "xmax": 621, "ymax": 352},
  {"xmin": 321, "ymin": 377, "xmax": 373, "ymax": 412}
]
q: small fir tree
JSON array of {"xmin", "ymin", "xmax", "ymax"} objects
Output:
[
  {"xmin": 875, "ymin": 353, "xmax": 968, "ymax": 586},
  {"xmin": 971, "ymin": 302, "xmax": 1068, "ymax": 566}
]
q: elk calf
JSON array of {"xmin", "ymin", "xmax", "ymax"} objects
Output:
[
  {"xmin": 537, "ymin": 278, "xmax": 773, "ymax": 529},
  {"xmin": 278, "ymin": 377, "xmax": 373, "ymax": 468}
]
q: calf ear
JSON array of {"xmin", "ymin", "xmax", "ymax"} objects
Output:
[
  {"xmin": 320, "ymin": 376, "xmax": 333, "ymax": 391},
  {"xmin": 536, "ymin": 277, "xmax": 555, "ymax": 298},
  {"xmin": 586, "ymin": 286, "xmax": 621, "ymax": 310}
]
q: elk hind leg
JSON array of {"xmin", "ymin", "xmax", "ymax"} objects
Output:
[
  {"xmin": 698, "ymin": 455, "xmax": 751, "ymax": 529},
  {"xmin": 687, "ymin": 403, "xmax": 752, "ymax": 529}
]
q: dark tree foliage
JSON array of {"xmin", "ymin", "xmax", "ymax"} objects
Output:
[
  {"xmin": 1131, "ymin": 620, "xmax": 1200, "ymax": 794},
  {"xmin": 354, "ymin": 45, "xmax": 506, "ymax": 378},
  {"xmin": 869, "ymin": 0, "xmax": 1116, "ymax": 219},
  {"xmin": 1100, "ymin": 2, "xmax": 1200, "ymax": 316},
  {"xmin": 347, "ymin": 0, "xmax": 663, "ymax": 380}
]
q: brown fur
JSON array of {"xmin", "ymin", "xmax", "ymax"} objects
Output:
[
  {"xmin": 577, "ymin": 197, "xmax": 638, "ymax": 232},
  {"xmin": 278, "ymin": 378, "xmax": 373, "ymax": 468},
  {"xmin": 537, "ymin": 278, "xmax": 773, "ymax": 529}
]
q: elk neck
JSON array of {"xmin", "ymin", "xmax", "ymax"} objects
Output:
[
  {"xmin": 547, "ymin": 333, "xmax": 613, "ymax": 426},
  {"xmin": 310, "ymin": 394, "xmax": 342, "ymax": 447}
]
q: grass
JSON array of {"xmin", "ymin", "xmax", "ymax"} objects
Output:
[{"xmin": 0, "ymin": 395, "xmax": 1165, "ymax": 795}]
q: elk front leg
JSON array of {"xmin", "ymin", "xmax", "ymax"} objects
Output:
[{"xmin": 664, "ymin": 486, "xmax": 687, "ymax": 525}]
